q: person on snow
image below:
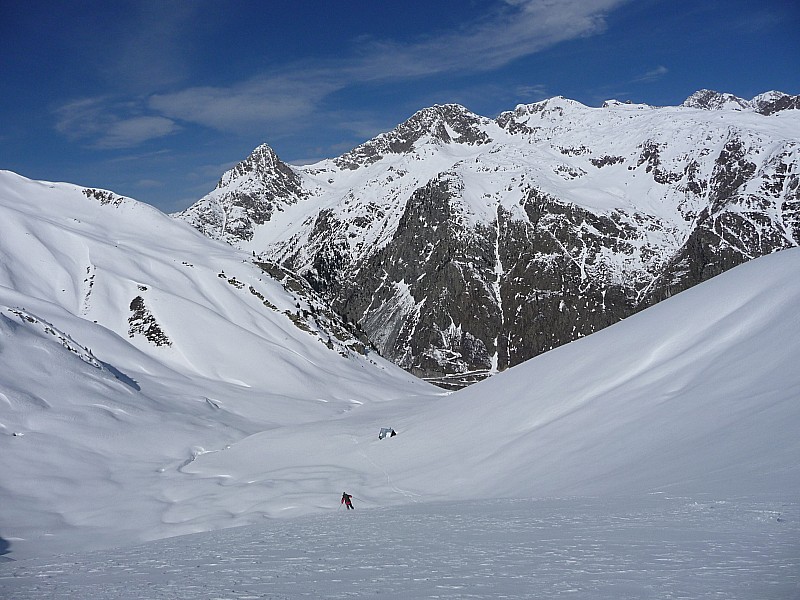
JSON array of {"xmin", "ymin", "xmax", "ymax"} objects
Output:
[{"xmin": 341, "ymin": 492, "xmax": 354, "ymax": 510}]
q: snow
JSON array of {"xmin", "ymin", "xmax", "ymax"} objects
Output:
[
  {"xmin": 1, "ymin": 170, "xmax": 799, "ymax": 597},
  {"xmin": 1, "ymin": 496, "xmax": 796, "ymax": 599}
]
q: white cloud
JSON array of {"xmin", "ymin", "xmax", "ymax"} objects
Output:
[
  {"xmin": 148, "ymin": 0, "xmax": 631, "ymax": 133},
  {"xmin": 55, "ymin": 0, "xmax": 632, "ymax": 145},
  {"xmin": 98, "ymin": 116, "xmax": 178, "ymax": 149},
  {"xmin": 55, "ymin": 98, "xmax": 178, "ymax": 149},
  {"xmin": 349, "ymin": 0, "xmax": 630, "ymax": 80},
  {"xmin": 148, "ymin": 72, "xmax": 343, "ymax": 133},
  {"xmin": 515, "ymin": 84, "xmax": 550, "ymax": 101},
  {"xmin": 634, "ymin": 65, "xmax": 669, "ymax": 83}
]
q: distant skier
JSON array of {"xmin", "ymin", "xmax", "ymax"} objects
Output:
[{"xmin": 341, "ymin": 492, "xmax": 354, "ymax": 510}]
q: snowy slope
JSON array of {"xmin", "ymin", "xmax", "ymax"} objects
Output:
[
  {"xmin": 0, "ymin": 247, "xmax": 797, "ymax": 598},
  {"xmin": 2, "ymin": 497, "xmax": 797, "ymax": 599},
  {"xmin": 181, "ymin": 248, "xmax": 800, "ymax": 506},
  {"xmin": 3, "ymin": 163, "xmax": 798, "ymax": 564},
  {"xmin": 0, "ymin": 170, "xmax": 425, "ymax": 401},
  {"xmin": 0, "ymin": 170, "xmax": 434, "ymax": 558}
]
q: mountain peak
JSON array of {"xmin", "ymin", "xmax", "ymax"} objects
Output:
[
  {"xmin": 334, "ymin": 104, "xmax": 491, "ymax": 170},
  {"xmin": 681, "ymin": 89, "xmax": 750, "ymax": 111},
  {"xmin": 217, "ymin": 143, "xmax": 291, "ymax": 188},
  {"xmin": 175, "ymin": 143, "xmax": 306, "ymax": 244},
  {"xmin": 399, "ymin": 103, "xmax": 491, "ymax": 145},
  {"xmin": 751, "ymin": 90, "xmax": 800, "ymax": 115},
  {"xmin": 681, "ymin": 89, "xmax": 800, "ymax": 115},
  {"xmin": 495, "ymin": 96, "xmax": 591, "ymax": 134},
  {"xmin": 404, "ymin": 102, "xmax": 473, "ymax": 124},
  {"xmin": 511, "ymin": 96, "xmax": 589, "ymax": 116}
]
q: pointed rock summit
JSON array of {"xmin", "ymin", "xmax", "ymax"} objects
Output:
[
  {"xmin": 682, "ymin": 89, "xmax": 751, "ymax": 111},
  {"xmin": 335, "ymin": 104, "xmax": 492, "ymax": 170},
  {"xmin": 175, "ymin": 144, "xmax": 306, "ymax": 244},
  {"xmin": 217, "ymin": 144, "xmax": 298, "ymax": 188}
]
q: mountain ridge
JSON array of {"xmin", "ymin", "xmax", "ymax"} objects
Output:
[{"xmin": 177, "ymin": 89, "xmax": 799, "ymax": 385}]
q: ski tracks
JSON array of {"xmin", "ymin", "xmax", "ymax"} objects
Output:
[{"xmin": 350, "ymin": 435, "xmax": 421, "ymax": 502}]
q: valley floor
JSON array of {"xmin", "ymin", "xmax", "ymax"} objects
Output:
[{"xmin": 1, "ymin": 494, "xmax": 797, "ymax": 599}]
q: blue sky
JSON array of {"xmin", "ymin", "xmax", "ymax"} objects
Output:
[{"xmin": 1, "ymin": 0, "xmax": 797, "ymax": 212}]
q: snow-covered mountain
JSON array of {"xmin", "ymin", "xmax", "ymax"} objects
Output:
[
  {"xmin": 1, "ymin": 161, "xmax": 799, "ymax": 563},
  {"xmin": 0, "ymin": 170, "xmax": 398, "ymax": 370},
  {"xmin": 176, "ymin": 90, "xmax": 800, "ymax": 386},
  {"xmin": 0, "ymin": 170, "xmax": 433, "ymax": 557}
]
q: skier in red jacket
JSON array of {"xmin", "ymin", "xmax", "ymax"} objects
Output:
[{"xmin": 341, "ymin": 492, "xmax": 354, "ymax": 509}]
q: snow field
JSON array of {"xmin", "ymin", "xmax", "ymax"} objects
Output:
[
  {"xmin": 1, "ymin": 168, "xmax": 799, "ymax": 598},
  {"xmin": 1, "ymin": 495, "xmax": 796, "ymax": 599}
]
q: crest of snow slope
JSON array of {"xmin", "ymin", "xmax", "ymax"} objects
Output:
[
  {"xmin": 0, "ymin": 170, "xmax": 434, "ymax": 558},
  {"xmin": 0, "ymin": 170, "xmax": 427, "ymax": 403}
]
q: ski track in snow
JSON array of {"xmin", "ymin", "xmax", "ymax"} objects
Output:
[{"xmin": 1, "ymin": 495, "xmax": 796, "ymax": 599}]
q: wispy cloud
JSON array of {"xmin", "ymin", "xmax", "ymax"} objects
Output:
[
  {"xmin": 633, "ymin": 65, "xmax": 669, "ymax": 83},
  {"xmin": 148, "ymin": 71, "xmax": 343, "ymax": 133},
  {"xmin": 150, "ymin": 0, "xmax": 628, "ymax": 131},
  {"xmin": 54, "ymin": 98, "xmax": 179, "ymax": 149},
  {"xmin": 98, "ymin": 116, "xmax": 179, "ymax": 149},
  {"xmin": 515, "ymin": 84, "xmax": 551, "ymax": 102},
  {"xmin": 55, "ymin": 0, "xmax": 631, "ymax": 147},
  {"xmin": 348, "ymin": 0, "xmax": 629, "ymax": 80}
]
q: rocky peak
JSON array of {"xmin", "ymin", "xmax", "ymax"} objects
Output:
[
  {"xmin": 751, "ymin": 91, "xmax": 800, "ymax": 116},
  {"xmin": 496, "ymin": 96, "xmax": 590, "ymax": 132},
  {"xmin": 217, "ymin": 143, "xmax": 298, "ymax": 189},
  {"xmin": 681, "ymin": 89, "xmax": 800, "ymax": 115},
  {"xmin": 601, "ymin": 99, "xmax": 631, "ymax": 108},
  {"xmin": 400, "ymin": 104, "xmax": 490, "ymax": 144},
  {"xmin": 516, "ymin": 96, "xmax": 586, "ymax": 114},
  {"xmin": 681, "ymin": 89, "xmax": 750, "ymax": 111},
  {"xmin": 174, "ymin": 143, "xmax": 305, "ymax": 244},
  {"xmin": 334, "ymin": 104, "xmax": 491, "ymax": 170},
  {"xmin": 601, "ymin": 99, "xmax": 652, "ymax": 109}
]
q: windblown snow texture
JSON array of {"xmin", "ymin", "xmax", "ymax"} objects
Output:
[{"xmin": 1, "ymin": 497, "xmax": 796, "ymax": 599}]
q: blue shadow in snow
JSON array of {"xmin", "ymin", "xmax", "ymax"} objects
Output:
[
  {"xmin": 100, "ymin": 361, "xmax": 141, "ymax": 391},
  {"xmin": 0, "ymin": 536, "xmax": 12, "ymax": 561}
]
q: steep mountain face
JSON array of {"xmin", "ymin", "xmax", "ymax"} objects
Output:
[{"xmin": 176, "ymin": 91, "xmax": 800, "ymax": 386}]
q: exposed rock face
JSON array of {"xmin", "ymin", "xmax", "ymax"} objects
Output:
[
  {"xmin": 128, "ymin": 296, "xmax": 171, "ymax": 347},
  {"xmin": 176, "ymin": 91, "xmax": 800, "ymax": 387},
  {"xmin": 683, "ymin": 89, "xmax": 800, "ymax": 116}
]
